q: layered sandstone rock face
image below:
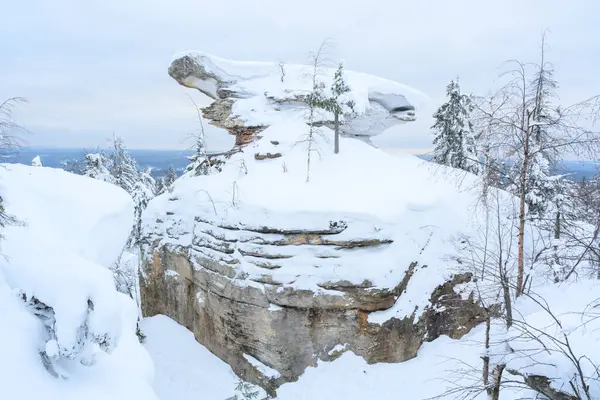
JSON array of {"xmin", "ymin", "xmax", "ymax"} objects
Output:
[
  {"xmin": 141, "ymin": 218, "xmax": 485, "ymax": 396},
  {"xmin": 141, "ymin": 52, "xmax": 485, "ymax": 396}
]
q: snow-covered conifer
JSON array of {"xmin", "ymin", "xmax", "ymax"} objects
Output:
[
  {"xmin": 83, "ymin": 152, "xmax": 115, "ymax": 184},
  {"xmin": 129, "ymin": 168, "xmax": 156, "ymax": 246},
  {"xmin": 186, "ymin": 134, "xmax": 209, "ymax": 176},
  {"xmin": 31, "ymin": 155, "xmax": 42, "ymax": 167},
  {"xmin": 110, "ymin": 136, "xmax": 139, "ymax": 194},
  {"xmin": 431, "ymin": 79, "xmax": 479, "ymax": 174},
  {"xmin": 159, "ymin": 165, "xmax": 178, "ymax": 194},
  {"xmin": 328, "ymin": 63, "xmax": 353, "ymax": 154}
]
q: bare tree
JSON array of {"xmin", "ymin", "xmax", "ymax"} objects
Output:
[
  {"xmin": 0, "ymin": 97, "xmax": 28, "ymax": 230},
  {"xmin": 299, "ymin": 40, "xmax": 331, "ymax": 182},
  {"xmin": 0, "ymin": 97, "xmax": 27, "ymax": 159},
  {"xmin": 439, "ymin": 190, "xmax": 599, "ymax": 400},
  {"xmin": 473, "ymin": 34, "xmax": 600, "ymax": 296},
  {"xmin": 277, "ymin": 61, "xmax": 286, "ymax": 83}
]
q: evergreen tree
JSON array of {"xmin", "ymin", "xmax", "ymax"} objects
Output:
[
  {"xmin": 129, "ymin": 168, "xmax": 156, "ymax": 246},
  {"xmin": 328, "ymin": 63, "xmax": 353, "ymax": 154},
  {"xmin": 155, "ymin": 179, "xmax": 164, "ymax": 196},
  {"xmin": 110, "ymin": 136, "xmax": 139, "ymax": 193},
  {"xmin": 185, "ymin": 135, "xmax": 209, "ymax": 176},
  {"xmin": 82, "ymin": 137, "xmax": 158, "ymax": 247},
  {"xmin": 431, "ymin": 79, "xmax": 479, "ymax": 174},
  {"xmin": 575, "ymin": 175, "xmax": 600, "ymax": 225},
  {"xmin": 311, "ymin": 63, "xmax": 354, "ymax": 154},
  {"xmin": 83, "ymin": 152, "xmax": 114, "ymax": 184},
  {"xmin": 160, "ymin": 166, "xmax": 177, "ymax": 193}
]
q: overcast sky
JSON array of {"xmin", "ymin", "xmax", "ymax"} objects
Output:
[{"xmin": 2, "ymin": 0, "xmax": 599, "ymax": 152}]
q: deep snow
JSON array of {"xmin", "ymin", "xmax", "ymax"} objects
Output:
[
  {"xmin": 141, "ymin": 315, "xmax": 260, "ymax": 400},
  {"xmin": 143, "ymin": 279, "xmax": 600, "ymax": 400},
  {"xmin": 0, "ymin": 164, "xmax": 157, "ymax": 400},
  {"xmin": 143, "ymin": 117, "xmax": 499, "ymax": 321},
  {"xmin": 142, "ymin": 51, "xmax": 600, "ymax": 400}
]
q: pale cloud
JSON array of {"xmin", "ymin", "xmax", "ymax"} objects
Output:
[{"xmin": 1, "ymin": 0, "xmax": 599, "ymax": 150}]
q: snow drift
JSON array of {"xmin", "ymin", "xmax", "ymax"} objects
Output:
[{"xmin": 0, "ymin": 164, "xmax": 157, "ymax": 400}]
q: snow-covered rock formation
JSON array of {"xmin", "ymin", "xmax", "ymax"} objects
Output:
[
  {"xmin": 168, "ymin": 51, "xmax": 428, "ymax": 145},
  {"xmin": 141, "ymin": 52, "xmax": 483, "ymax": 396},
  {"xmin": 0, "ymin": 164, "xmax": 156, "ymax": 400}
]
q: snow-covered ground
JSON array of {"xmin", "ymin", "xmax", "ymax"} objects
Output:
[
  {"xmin": 2, "ymin": 49, "xmax": 596, "ymax": 400},
  {"xmin": 142, "ymin": 52, "xmax": 600, "ymax": 400},
  {"xmin": 142, "ymin": 278, "xmax": 600, "ymax": 400},
  {"xmin": 141, "ymin": 315, "xmax": 245, "ymax": 400},
  {"xmin": 0, "ymin": 164, "xmax": 156, "ymax": 400},
  {"xmin": 143, "ymin": 118, "xmax": 490, "ymax": 320},
  {"xmin": 277, "ymin": 281, "xmax": 600, "ymax": 399},
  {"xmin": 142, "ymin": 314, "xmax": 492, "ymax": 400},
  {"xmin": 3, "ymin": 161, "xmax": 595, "ymax": 400}
]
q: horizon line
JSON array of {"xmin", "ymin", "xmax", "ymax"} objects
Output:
[{"xmin": 20, "ymin": 145, "xmax": 433, "ymax": 154}]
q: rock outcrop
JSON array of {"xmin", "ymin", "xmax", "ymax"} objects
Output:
[
  {"xmin": 142, "ymin": 51, "xmax": 483, "ymax": 396},
  {"xmin": 168, "ymin": 52, "xmax": 426, "ymax": 146},
  {"xmin": 141, "ymin": 216, "xmax": 486, "ymax": 396}
]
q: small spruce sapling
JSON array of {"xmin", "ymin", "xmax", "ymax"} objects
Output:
[
  {"xmin": 109, "ymin": 135, "xmax": 139, "ymax": 193},
  {"xmin": 185, "ymin": 94, "xmax": 210, "ymax": 176},
  {"xmin": 311, "ymin": 63, "xmax": 353, "ymax": 154},
  {"xmin": 329, "ymin": 63, "xmax": 353, "ymax": 154},
  {"xmin": 157, "ymin": 165, "xmax": 178, "ymax": 194}
]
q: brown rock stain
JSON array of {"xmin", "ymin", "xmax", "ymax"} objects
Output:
[{"xmin": 357, "ymin": 310, "xmax": 369, "ymax": 333}]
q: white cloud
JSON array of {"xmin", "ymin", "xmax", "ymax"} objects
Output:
[{"xmin": 1, "ymin": 0, "xmax": 599, "ymax": 150}]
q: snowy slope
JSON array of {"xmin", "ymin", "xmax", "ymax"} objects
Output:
[
  {"xmin": 141, "ymin": 315, "xmax": 260, "ymax": 400},
  {"xmin": 0, "ymin": 164, "xmax": 157, "ymax": 400},
  {"xmin": 144, "ymin": 118, "xmax": 490, "ymax": 318}
]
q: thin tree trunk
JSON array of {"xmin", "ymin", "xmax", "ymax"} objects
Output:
[
  {"xmin": 516, "ymin": 121, "xmax": 531, "ymax": 297},
  {"xmin": 489, "ymin": 364, "xmax": 505, "ymax": 400},
  {"xmin": 482, "ymin": 309, "xmax": 491, "ymax": 391},
  {"xmin": 502, "ymin": 273, "xmax": 513, "ymax": 328},
  {"xmin": 334, "ymin": 112, "xmax": 340, "ymax": 154}
]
